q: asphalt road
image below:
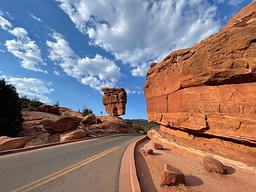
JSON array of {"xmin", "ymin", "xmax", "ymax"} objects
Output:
[{"xmin": 0, "ymin": 134, "xmax": 140, "ymax": 192}]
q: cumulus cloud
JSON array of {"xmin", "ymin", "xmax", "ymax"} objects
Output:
[
  {"xmin": 131, "ymin": 63, "xmax": 148, "ymax": 77},
  {"xmin": 46, "ymin": 32, "xmax": 121, "ymax": 90},
  {"xmin": 0, "ymin": 14, "xmax": 46, "ymax": 73},
  {"xmin": 1, "ymin": 75, "xmax": 53, "ymax": 103},
  {"xmin": 56, "ymin": 0, "xmax": 220, "ymax": 76}
]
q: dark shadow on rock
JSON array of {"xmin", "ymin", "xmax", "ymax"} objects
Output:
[
  {"xmin": 185, "ymin": 175, "xmax": 204, "ymax": 187},
  {"xmin": 225, "ymin": 165, "xmax": 235, "ymax": 175}
]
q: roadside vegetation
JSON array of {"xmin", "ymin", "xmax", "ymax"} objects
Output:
[
  {"xmin": 127, "ymin": 119, "xmax": 159, "ymax": 134},
  {"xmin": 0, "ymin": 79, "xmax": 23, "ymax": 136},
  {"xmin": 82, "ymin": 107, "xmax": 93, "ymax": 116},
  {"xmin": 19, "ymin": 96, "xmax": 44, "ymax": 110}
]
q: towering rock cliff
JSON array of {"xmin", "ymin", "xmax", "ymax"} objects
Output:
[
  {"xmin": 144, "ymin": 2, "xmax": 256, "ymax": 165},
  {"xmin": 102, "ymin": 87, "xmax": 127, "ymax": 116}
]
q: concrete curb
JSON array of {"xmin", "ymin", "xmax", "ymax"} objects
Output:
[
  {"xmin": 0, "ymin": 133, "xmax": 119, "ymax": 156},
  {"xmin": 119, "ymin": 135, "xmax": 148, "ymax": 192}
]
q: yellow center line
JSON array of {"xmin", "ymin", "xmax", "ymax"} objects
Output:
[{"xmin": 11, "ymin": 146, "xmax": 120, "ymax": 192}]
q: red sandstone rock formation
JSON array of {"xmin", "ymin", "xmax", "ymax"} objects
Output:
[
  {"xmin": 102, "ymin": 87, "xmax": 127, "ymax": 116},
  {"xmin": 144, "ymin": 1, "xmax": 256, "ymax": 145},
  {"xmin": 0, "ymin": 136, "xmax": 31, "ymax": 151},
  {"xmin": 60, "ymin": 129, "xmax": 87, "ymax": 142}
]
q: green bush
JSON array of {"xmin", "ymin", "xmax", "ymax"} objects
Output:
[
  {"xmin": 0, "ymin": 79, "xmax": 23, "ymax": 136},
  {"xmin": 82, "ymin": 107, "xmax": 93, "ymax": 116},
  {"xmin": 19, "ymin": 96, "xmax": 43, "ymax": 109},
  {"xmin": 128, "ymin": 119, "xmax": 159, "ymax": 134}
]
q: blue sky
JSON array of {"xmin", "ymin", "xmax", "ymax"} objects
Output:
[{"xmin": 0, "ymin": 0, "xmax": 252, "ymax": 119}]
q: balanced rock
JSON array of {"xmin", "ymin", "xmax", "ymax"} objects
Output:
[
  {"xmin": 202, "ymin": 156, "xmax": 227, "ymax": 174},
  {"xmin": 101, "ymin": 87, "xmax": 127, "ymax": 116},
  {"xmin": 159, "ymin": 164, "xmax": 186, "ymax": 186},
  {"xmin": 42, "ymin": 116, "xmax": 82, "ymax": 133},
  {"xmin": 60, "ymin": 129, "xmax": 87, "ymax": 142},
  {"xmin": 0, "ymin": 136, "xmax": 31, "ymax": 151},
  {"xmin": 144, "ymin": 1, "xmax": 256, "ymax": 145}
]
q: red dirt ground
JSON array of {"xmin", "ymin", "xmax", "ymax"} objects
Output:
[{"xmin": 135, "ymin": 139, "xmax": 256, "ymax": 192}]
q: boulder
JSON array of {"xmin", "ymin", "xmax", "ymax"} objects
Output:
[
  {"xmin": 42, "ymin": 116, "xmax": 82, "ymax": 133},
  {"xmin": 82, "ymin": 114, "xmax": 97, "ymax": 125},
  {"xmin": 37, "ymin": 104, "xmax": 70, "ymax": 115},
  {"xmin": 101, "ymin": 87, "xmax": 127, "ymax": 116},
  {"xmin": 149, "ymin": 140, "xmax": 164, "ymax": 150},
  {"xmin": 144, "ymin": 2, "xmax": 256, "ymax": 145},
  {"xmin": 60, "ymin": 129, "xmax": 87, "ymax": 142},
  {"xmin": 60, "ymin": 111, "xmax": 84, "ymax": 119},
  {"xmin": 0, "ymin": 136, "xmax": 31, "ymax": 151},
  {"xmin": 37, "ymin": 105, "xmax": 61, "ymax": 115},
  {"xmin": 202, "ymin": 156, "xmax": 227, "ymax": 174},
  {"xmin": 159, "ymin": 164, "xmax": 186, "ymax": 186}
]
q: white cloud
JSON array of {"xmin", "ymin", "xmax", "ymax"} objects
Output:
[
  {"xmin": 54, "ymin": 70, "xmax": 60, "ymax": 76},
  {"xmin": 9, "ymin": 27, "xmax": 28, "ymax": 39},
  {"xmin": 1, "ymin": 75, "xmax": 53, "ymax": 104},
  {"xmin": 46, "ymin": 32, "xmax": 122, "ymax": 90},
  {"xmin": 0, "ymin": 15, "xmax": 12, "ymax": 30},
  {"xmin": 0, "ymin": 14, "xmax": 46, "ymax": 73},
  {"xmin": 56, "ymin": 0, "xmax": 220, "ymax": 76},
  {"xmin": 131, "ymin": 63, "xmax": 148, "ymax": 77},
  {"xmin": 126, "ymin": 87, "xmax": 143, "ymax": 95},
  {"xmin": 29, "ymin": 13, "xmax": 42, "ymax": 23}
]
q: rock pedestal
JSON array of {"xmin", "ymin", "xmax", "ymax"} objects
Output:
[{"xmin": 101, "ymin": 87, "xmax": 127, "ymax": 116}]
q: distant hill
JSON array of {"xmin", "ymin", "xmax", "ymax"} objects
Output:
[{"xmin": 126, "ymin": 119, "xmax": 159, "ymax": 134}]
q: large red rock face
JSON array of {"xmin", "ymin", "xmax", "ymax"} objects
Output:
[
  {"xmin": 144, "ymin": 2, "xmax": 256, "ymax": 145},
  {"xmin": 102, "ymin": 88, "xmax": 127, "ymax": 116}
]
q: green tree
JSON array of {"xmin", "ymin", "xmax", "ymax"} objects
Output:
[
  {"xmin": 82, "ymin": 107, "xmax": 93, "ymax": 116},
  {"xmin": 0, "ymin": 79, "xmax": 23, "ymax": 136},
  {"xmin": 53, "ymin": 101, "xmax": 60, "ymax": 107}
]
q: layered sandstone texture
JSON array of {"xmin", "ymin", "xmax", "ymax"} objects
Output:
[
  {"xmin": 144, "ymin": 2, "xmax": 256, "ymax": 145},
  {"xmin": 102, "ymin": 88, "xmax": 127, "ymax": 116}
]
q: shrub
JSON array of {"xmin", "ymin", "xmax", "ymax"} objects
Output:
[
  {"xmin": 53, "ymin": 101, "xmax": 60, "ymax": 107},
  {"xmin": 19, "ymin": 96, "xmax": 43, "ymax": 109},
  {"xmin": 128, "ymin": 119, "xmax": 159, "ymax": 134},
  {"xmin": 82, "ymin": 107, "xmax": 93, "ymax": 116},
  {"xmin": 0, "ymin": 79, "xmax": 23, "ymax": 136}
]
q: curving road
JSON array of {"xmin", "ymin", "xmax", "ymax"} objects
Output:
[{"xmin": 0, "ymin": 134, "xmax": 140, "ymax": 192}]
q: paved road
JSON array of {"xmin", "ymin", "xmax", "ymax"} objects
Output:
[{"xmin": 0, "ymin": 134, "xmax": 140, "ymax": 192}]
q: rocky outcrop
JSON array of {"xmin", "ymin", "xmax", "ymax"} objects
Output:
[
  {"xmin": 37, "ymin": 105, "xmax": 69, "ymax": 115},
  {"xmin": 101, "ymin": 87, "xmax": 127, "ymax": 116},
  {"xmin": 41, "ymin": 116, "xmax": 82, "ymax": 133},
  {"xmin": 82, "ymin": 116, "xmax": 133, "ymax": 134},
  {"xmin": 145, "ymin": 2, "xmax": 256, "ymax": 166},
  {"xmin": 60, "ymin": 129, "xmax": 87, "ymax": 142},
  {"xmin": 0, "ymin": 136, "xmax": 31, "ymax": 151},
  {"xmin": 82, "ymin": 114, "xmax": 97, "ymax": 125}
]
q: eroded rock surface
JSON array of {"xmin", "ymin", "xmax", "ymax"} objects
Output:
[
  {"xmin": 0, "ymin": 136, "xmax": 31, "ymax": 151},
  {"xmin": 60, "ymin": 129, "xmax": 87, "ymax": 142},
  {"xmin": 41, "ymin": 116, "xmax": 82, "ymax": 133},
  {"xmin": 102, "ymin": 87, "xmax": 127, "ymax": 116},
  {"xmin": 145, "ymin": 2, "xmax": 256, "ymax": 145}
]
